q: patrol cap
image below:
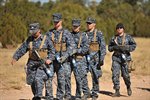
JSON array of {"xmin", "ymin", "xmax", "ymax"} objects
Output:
[
  {"xmin": 29, "ymin": 23, "xmax": 40, "ymax": 34},
  {"xmin": 72, "ymin": 19, "xmax": 81, "ymax": 26},
  {"xmin": 52, "ymin": 13, "xmax": 62, "ymax": 22},
  {"xmin": 86, "ymin": 17, "xmax": 96, "ymax": 24},
  {"xmin": 116, "ymin": 23, "xmax": 124, "ymax": 29}
]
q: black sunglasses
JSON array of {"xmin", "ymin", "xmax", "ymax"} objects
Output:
[
  {"xmin": 116, "ymin": 27, "xmax": 123, "ymax": 29},
  {"xmin": 87, "ymin": 22, "xmax": 92, "ymax": 25},
  {"xmin": 30, "ymin": 26, "xmax": 37, "ymax": 29},
  {"xmin": 54, "ymin": 21, "xmax": 59, "ymax": 23}
]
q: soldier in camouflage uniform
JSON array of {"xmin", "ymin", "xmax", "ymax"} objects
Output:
[
  {"xmin": 69, "ymin": 19, "xmax": 91, "ymax": 100},
  {"xmin": 47, "ymin": 13, "xmax": 75, "ymax": 100},
  {"xmin": 85, "ymin": 17, "xmax": 106, "ymax": 100},
  {"xmin": 11, "ymin": 23, "xmax": 55, "ymax": 100},
  {"xmin": 108, "ymin": 23, "xmax": 136, "ymax": 97}
]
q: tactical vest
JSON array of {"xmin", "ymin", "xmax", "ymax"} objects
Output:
[
  {"xmin": 51, "ymin": 31, "xmax": 67, "ymax": 52},
  {"xmin": 77, "ymin": 32, "xmax": 82, "ymax": 49},
  {"xmin": 29, "ymin": 35, "xmax": 47, "ymax": 60},
  {"xmin": 88, "ymin": 29, "xmax": 100, "ymax": 52},
  {"xmin": 114, "ymin": 33, "xmax": 126, "ymax": 46}
]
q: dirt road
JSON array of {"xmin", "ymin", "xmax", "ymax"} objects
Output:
[{"xmin": 1, "ymin": 73, "xmax": 150, "ymax": 100}]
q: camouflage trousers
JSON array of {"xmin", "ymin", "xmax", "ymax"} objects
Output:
[
  {"xmin": 73, "ymin": 58, "xmax": 90, "ymax": 98},
  {"xmin": 54, "ymin": 60, "xmax": 71, "ymax": 100},
  {"xmin": 88, "ymin": 58, "xmax": 102, "ymax": 97},
  {"xmin": 26, "ymin": 60, "xmax": 54, "ymax": 99},
  {"xmin": 111, "ymin": 60, "xmax": 131, "ymax": 90}
]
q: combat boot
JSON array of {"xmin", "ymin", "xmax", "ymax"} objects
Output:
[
  {"xmin": 91, "ymin": 93, "xmax": 98, "ymax": 100},
  {"xmin": 45, "ymin": 96, "xmax": 53, "ymax": 100},
  {"xmin": 81, "ymin": 95, "xmax": 88, "ymax": 100},
  {"xmin": 32, "ymin": 96, "xmax": 41, "ymax": 100},
  {"xmin": 75, "ymin": 98, "xmax": 81, "ymax": 100},
  {"xmin": 92, "ymin": 96, "xmax": 97, "ymax": 100},
  {"xmin": 127, "ymin": 87, "xmax": 132, "ymax": 96},
  {"xmin": 64, "ymin": 97, "xmax": 72, "ymax": 100},
  {"xmin": 112, "ymin": 89, "xmax": 120, "ymax": 97},
  {"xmin": 81, "ymin": 93, "xmax": 91, "ymax": 100}
]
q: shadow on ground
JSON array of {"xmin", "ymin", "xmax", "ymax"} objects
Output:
[
  {"xmin": 99, "ymin": 90, "xmax": 127, "ymax": 97},
  {"xmin": 136, "ymin": 87, "xmax": 150, "ymax": 92}
]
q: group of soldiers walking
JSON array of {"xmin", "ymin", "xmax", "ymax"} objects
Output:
[{"xmin": 11, "ymin": 13, "xmax": 136, "ymax": 100}]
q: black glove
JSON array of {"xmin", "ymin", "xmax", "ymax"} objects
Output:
[
  {"xmin": 112, "ymin": 45, "xmax": 121, "ymax": 51},
  {"xmin": 97, "ymin": 61, "xmax": 104, "ymax": 70},
  {"xmin": 120, "ymin": 45, "xmax": 130, "ymax": 51}
]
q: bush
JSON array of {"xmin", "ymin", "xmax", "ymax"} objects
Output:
[{"xmin": 0, "ymin": 13, "xmax": 27, "ymax": 47}]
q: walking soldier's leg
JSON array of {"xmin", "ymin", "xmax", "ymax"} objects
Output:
[
  {"xmin": 121, "ymin": 63, "xmax": 132, "ymax": 96},
  {"xmin": 112, "ymin": 61, "xmax": 121, "ymax": 97}
]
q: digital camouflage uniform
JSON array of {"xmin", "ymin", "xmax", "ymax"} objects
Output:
[
  {"xmin": 85, "ymin": 17, "xmax": 106, "ymax": 99},
  {"xmin": 108, "ymin": 23, "xmax": 136, "ymax": 96},
  {"xmin": 47, "ymin": 13, "xmax": 75, "ymax": 100},
  {"xmin": 13, "ymin": 23, "xmax": 55, "ymax": 100},
  {"xmin": 70, "ymin": 19, "xmax": 91, "ymax": 100}
]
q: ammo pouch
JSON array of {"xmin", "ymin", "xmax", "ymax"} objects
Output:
[
  {"xmin": 29, "ymin": 35, "xmax": 47, "ymax": 60},
  {"xmin": 75, "ymin": 54, "xmax": 84, "ymax": 59},
  {"xmin": 89, "ymin": 42, "xmax": 100, "ymax": 52},
  {"xmin": 29, "ymin": 50, "xmax": 37, "ymax": 60},
  {"xmin": 76, "ymin": 55, "xmax": 83, "ymax": 59},
  {"xmin": 54, "ymin": 42, "xmax": 66, "ymax": 52},
  {"xmin": 36, "ymin": 49, "xmax": 47, "ymax": 59},
  {"xmin": 29, "ymin": 49, "xmax": 47, "ymax": 60}
]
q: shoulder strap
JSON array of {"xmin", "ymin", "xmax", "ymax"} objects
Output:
[
  {"xmin": 39, "ymin": 35, "xmax": 47, "ymax": 49},
  {"xmin": 51, "ymin": 32, "xmax": 54, "ymax": 42},
  {"xmin": 29, "ymin": 42, "xmax": 32, "ymax": 50},
  {"xmin": 86, "ymin": 33, "xmax": 88, "ymax": 39},
  {"xmin": 93, "ymin": 29, "xmax": 97, "ymax": 42},
  {"xmin": 114, "ymin": 36, "xmax": 119, "ymax": 45},
  {"xmin": 77, "ymin": 33, "xmax": 82, "ymax": 48},
  {"xmin": 114, "ymin": 33, "xmax": 126, "ymax": 46},
  {"xmin": 59, "ymin": 31, "xmax": 63, "ymax": 43},
  {"xmin": 122, "ymin": 33, "xmax": 126, "ymax": 46}
]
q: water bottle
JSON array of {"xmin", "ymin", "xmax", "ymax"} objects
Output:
[
  {"xmin": 87, "ymin": 55, "xmax": 91, "ymax": 62},
  {"xmin": 121, "ymin": 54, "xmax": 127, "ymax": 62},
  {"xmin": 72, "ymin": 59, "xmax": 77, "ymax": 67},
  {"xmin": 45, "ymin": 68, "xmax": 53, "ymax": 78},
  {"xmin": 56, "ymin": 54, "xmax": 60, "ymax": 62}
]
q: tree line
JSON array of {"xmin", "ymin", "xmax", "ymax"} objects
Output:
[{"xmin": 0, "ymin": 0, "xmax": 150, "ymax": 47}]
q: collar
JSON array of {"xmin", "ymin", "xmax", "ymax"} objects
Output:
[{"xmin": 33, "ymin": 34, "xmax": 43, "ymax": 41}]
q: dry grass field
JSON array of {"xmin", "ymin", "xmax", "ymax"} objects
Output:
[{"xmin": 0, "ymin": 37, "xmax": 150, "ymax": 100}]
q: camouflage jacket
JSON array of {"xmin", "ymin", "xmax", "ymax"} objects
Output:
[
  {"xmin": 71, "ymin": 31, "xmax": 89, "ymax": 56},
  {"xmin": 47, "ymin": 28, "xmax": 75, "ymax": 58},
  {"xmin": 108, "ymin": 33, "xmax": 136, "ymax": 62},
  {"xmin": 86, "ymin": 29, "xmax": 106, "ymax": 62},
  {"xmin": 13, "ymin": 34, "xmax": 55, "ymax": 61}
]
